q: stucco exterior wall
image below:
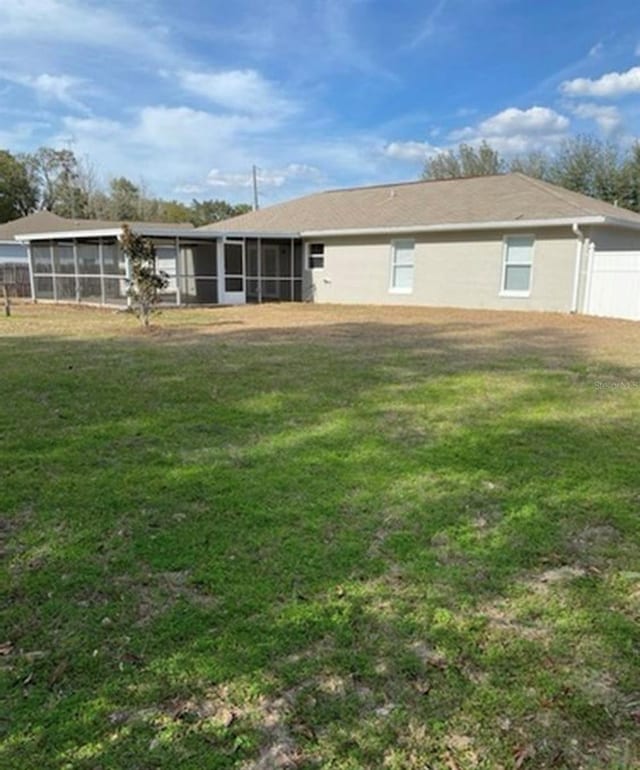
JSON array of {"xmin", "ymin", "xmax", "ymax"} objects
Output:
[{"xmin": 303, "ymin": 227, "xmax": 578, "ymax": 313}]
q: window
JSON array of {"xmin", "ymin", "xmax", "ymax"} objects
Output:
[
  {"xmin": 502, "ymin": 236, "xmax": 534, "ymax": 296},
  {"xmin": 390, "ymin": 239, "xmax": 414, "ymax": 292},
  {"xmin": 308, "ymin": 243, "xmax": 325, "ymax": 269}
]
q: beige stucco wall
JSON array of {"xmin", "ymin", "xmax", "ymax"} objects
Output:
[{"xmin": 303, "ymin": 227, "xmax": 578, "ymax": 313}]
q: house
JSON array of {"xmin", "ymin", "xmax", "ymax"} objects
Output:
[
  {"xmin": 14, "ymin": 174, "xmax": 640, "ymax": 320},
  {"xmin": 201, "ymin": 173, "xmax": 640, "ymax": 321},
  {"xmin": 0, "ymin": 212, "xmax": 70, "ymax": 296}
]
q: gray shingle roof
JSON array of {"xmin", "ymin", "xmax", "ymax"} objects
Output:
[
  {"xmin": 0, "ymin": 211, "xmax": 68, "ymax": 239},
  {"xmin": 0, "ymin": 211, "xmax": 195, "ymax": 239},
  {"xmin": 200, "ymin": 173, "xmax": 640, "ymax": 234}
]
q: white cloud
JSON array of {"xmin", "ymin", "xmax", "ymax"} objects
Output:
[
  {"xmin": 59, "ymin": 107, "xmax": 335, "ymax": 201},
  {"xmin": 178, "ymin": 69, "xmax": 297, "ymax": 117},
  {"xmin": 204, "ymin": 170, "xmax": 255, "ymax": 189},
  {"xmin": 61, "ymin": 115, "xmax": 122, "ymax": 139},
  {"xmin": 0, "ymin": 0, "xmax": 176, "ymax": 65},
  {"xmin": 135, "ymin": 107, "xmax": 252, "ymax": 149},
  {"xmin": 2, "ymin": 72, "xmax": 87, "ymax": 111},
  {"xmin": 561, "ymin": 66, "xmax": 640, "ymax": 98},
  {"xmin": 448, "ymin": 106, "xmax": 570, "ymax": 154},
  {"xmin": 463, "ymin": 135, "xmax": 563, "ymax": 155},
  {"xmin": 473, "ymin": 106, "xmax": 569, "ymax": 137},
  {"xmin": 59, "ymin": 108, "xmax": 252, "ymax": 193},
  {"xmin": 63, "ymin": 106, "xmax": 276, "ymax": 168},
  {"xmin": 206, "ymin": 164, "xmax": 322, "ymax": 189},
  {"xmin": 383, "ymin": 141, "xmax": 440, "ymax": 161},
  {"xmin": 569, "ymin": 103, "xmax": 622, "ymax": 134}
]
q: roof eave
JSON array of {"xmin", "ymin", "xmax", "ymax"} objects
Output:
[
  {"xmin": 14, "ymin": 226, "xmax": 205, "ymax": 241},
  {"xmin": 300, "ymin": 216, "xmax": 612, "ymax": 238},
  {"xmin": 596, "ymin": 215, "xmax": 640, "ymax": 231},
  {"xmin": 203, "ymin": 230, "xmax": 301, "ymax": 239}
]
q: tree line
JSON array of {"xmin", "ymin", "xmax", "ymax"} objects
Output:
[
  {"xmin": 421, "ymin": 135, "xmax": 640, "ymax": 212},
  {"xmin": 4, "ymin": 136, "xmax": 640, "ymax": 227},
  {"xmin": 0, "ymin": 147, "xmax": 251, "ymax": 226}
]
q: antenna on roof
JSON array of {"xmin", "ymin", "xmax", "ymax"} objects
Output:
[{"xmin": 252, "ymin": 165, "xmax": 260, "ymax": 211}]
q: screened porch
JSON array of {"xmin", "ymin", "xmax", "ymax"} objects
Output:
[{"xmin": 25, "ymin": 232, "xmax": 305, "ymax": 306}]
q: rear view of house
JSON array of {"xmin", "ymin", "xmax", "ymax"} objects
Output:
[
  {"xmin": 202, "ymin": 173, "xmax": 640, "ymax": 321},
  {"xmin": 12, "ymin": 174, "xmax": 640, "ymax": 320}
]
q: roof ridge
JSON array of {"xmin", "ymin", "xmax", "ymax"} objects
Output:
[
  {"xmin": 198, "ymin": 171, "xmax": 640, "ymax": 233},
  {"xmin": 512, "ymin": 172, "xmax": 596, "ymax": 216},
  {"xmin": 322, "ymin": 172, "xmax": 511, "ymax": 195}
]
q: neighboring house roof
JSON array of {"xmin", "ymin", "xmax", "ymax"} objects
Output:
[
  {"xmin": 0, "ymin": 211, "xmax": 69, "ymax": 240},
  {"xmin": 1, "ymin": 210, "xmax": 196, "ymax": 242},
  {"xmin": 200, "ymin": 173, "xmax": 640, "ymax": 236},
  {"xmin": 36, "ymin": 217, "xmax": 196, "ymax": 233}
]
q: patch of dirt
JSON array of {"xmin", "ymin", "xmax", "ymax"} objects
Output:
[
  {"xmin": 574, "ymin": 524, "xmax": 620, "ymax": 546},
  {"xmin": 283, "ymin": 636, "xmax": 334, "ymax": 666},
  {"xmin": 472, "ymin": 507, "xmax": 503, "ymax": 531},
  {"xmin": 567, "ymin": 524, "xmax": 623, "ymax": 568},
  {"xmin": 576, "ymin": 670, "xmax": 640, "ymax": 729},
  {"xmin": 523, "ymin": 565, "xmax": 587, "ymax": 595},
  {"xmin": 108, "ymin": 684, "xmax": 245, "ymax": 733},
  {"xmin": 316, "ymin": 673, "xmax": 347, "ymax": 696},
  {"xmin": 244, "ymin": 690, "xmax": 304, "ymax": 770},
  {"xmin": 409, "ymin": 641, "xmax": 449, "ymax": 669},
  {"xmin": 242, "ymin": 668, "xmax": 383, "ymax": 768},
  {"xmin": 161, "ymin": 690, "xmax": 239, "ymax": 728},
  {"xmin": 481, "ymin": 604, "xmax": 551, "ymax": 642},
  {"xmin": 446, "ymin": 733, "xmax": 480, "ymax": 769},
  {"xmin": 460, "ymin": 660, "xmax": 489, "ymax": 686},
  {"xmin": 114, "ymin": 569, "xmax": 219, "ymax": 626},
  {"xmin": 578, "ymin": 670, "xmax": 620, "ymax": 707},
  {"xmin": 430, "ymin": 533, "xmax": 468, "ymax": 567}
]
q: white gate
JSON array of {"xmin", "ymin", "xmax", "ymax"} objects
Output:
[{"xmin": 586, "ymin": 250, "xmax": 640, "ymax": 321}]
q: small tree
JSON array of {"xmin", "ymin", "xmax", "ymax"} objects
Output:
[{"xmin": 120, "ymin": 224, "xmax": 168, "ymax": 328}]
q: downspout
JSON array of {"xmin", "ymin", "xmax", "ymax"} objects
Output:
[{"xmin": 571, "ymin": 223, "xmax": 585, "ymax": 313}]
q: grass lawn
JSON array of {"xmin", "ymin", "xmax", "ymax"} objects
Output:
[{"xmin": 1, "ymin": 302, "xmax": 639, "ymax": 770}]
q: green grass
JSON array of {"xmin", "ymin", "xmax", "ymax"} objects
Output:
[{"xmin": 1, "ymin": 303, "xmax": 639, "ymax": 769}]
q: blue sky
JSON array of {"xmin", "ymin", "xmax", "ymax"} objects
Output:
[{"xmin": 2, "ymin": 0, "xmax": 640, "ymax": 205}]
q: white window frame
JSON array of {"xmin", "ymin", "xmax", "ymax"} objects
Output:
[
  {"xmin": 500, "ymin": 235, "xmax": 534, "ymax": 298},
  {"xmin": 307, "ymin": 243, "xmax": 325, "ymax": 270},
  {"xmin": 389, "ymin": 239, "xmax": 415, "ymax": 294}
]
